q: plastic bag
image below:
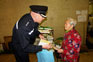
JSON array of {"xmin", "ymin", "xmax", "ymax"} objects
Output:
[{"xmin": 37, "ymin": 49, "xmax": 54, "ymax": 62}]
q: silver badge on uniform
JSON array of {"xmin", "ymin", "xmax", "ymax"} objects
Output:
[{"xmin": 28, "ymin": 29, "xmax": 34, "ymax": 35}]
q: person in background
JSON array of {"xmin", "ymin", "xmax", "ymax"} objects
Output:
[
  {"xmin": 11, "ymin": 5, "xmax": 51, "ymax": 62},
  {"xmin": 57, "ymin": 18, "xmax": 82, "ymax": 62}
]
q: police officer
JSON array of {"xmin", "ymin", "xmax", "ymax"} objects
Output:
[{"xmin": 11, "ymin": 5, "xmax": 51, "ymax": 62}]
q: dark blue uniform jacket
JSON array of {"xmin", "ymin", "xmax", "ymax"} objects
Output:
[{"xmin": 11, "ymin": 13, "xmax": 42, "ymax": 53}]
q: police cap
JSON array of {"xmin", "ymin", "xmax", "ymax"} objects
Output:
[{"xmin": 30, "ymin": 5, "xmax": 48, "ymax": 18}]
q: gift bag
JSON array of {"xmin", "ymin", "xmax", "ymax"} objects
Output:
[{"xmin": 37, "ymin": 49, "xmax": 54, "ymax": 62}]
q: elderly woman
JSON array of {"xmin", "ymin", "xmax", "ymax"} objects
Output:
[{"xmin": 57, "ymin": 18, "xmax": 81, "ymax": 62}]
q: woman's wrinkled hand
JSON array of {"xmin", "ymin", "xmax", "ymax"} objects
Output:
[{"xmin": 57, "ymin": 49, "xmax": 63, "ymax": 53}]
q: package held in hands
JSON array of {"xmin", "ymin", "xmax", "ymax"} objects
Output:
[{"xmin": 38, "ymin": 39, "xmax": 50, "ymax": 45}]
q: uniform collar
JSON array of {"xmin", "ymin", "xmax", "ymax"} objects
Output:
[{"xmin": 29, "ymin": 13, "xmax": 39, "ymax": 28}]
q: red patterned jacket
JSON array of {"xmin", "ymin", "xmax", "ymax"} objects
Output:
[{"xmin": 61, "ymin": 29, "xmax": 81, "ymax": 62}]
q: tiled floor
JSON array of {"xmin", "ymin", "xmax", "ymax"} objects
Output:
[{"xmin": 0, "ymin": 50, "xmax": 93, "ymax": 62}]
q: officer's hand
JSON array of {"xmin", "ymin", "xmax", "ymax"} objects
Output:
[
  {"xmin": 42, "ymin": 44, "xmax": 52, "ymax": 49},
  {"xmin": 39, "ymin": 34, "xmax": 45, "ymax": 40}
]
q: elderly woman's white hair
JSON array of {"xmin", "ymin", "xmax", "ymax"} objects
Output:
[{"xmin": 67, "ymin": 17, "xmax": 77, "ymax": 27}]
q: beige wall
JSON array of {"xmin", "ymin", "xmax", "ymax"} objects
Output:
[{"xmin": 0, "ymin": 0, "xmax": 89, "ymax": 45}]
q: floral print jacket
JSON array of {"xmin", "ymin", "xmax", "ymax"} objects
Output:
[{"xmin": 61, "ymin": 29, "xmax": 81, "ymax": 62}]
